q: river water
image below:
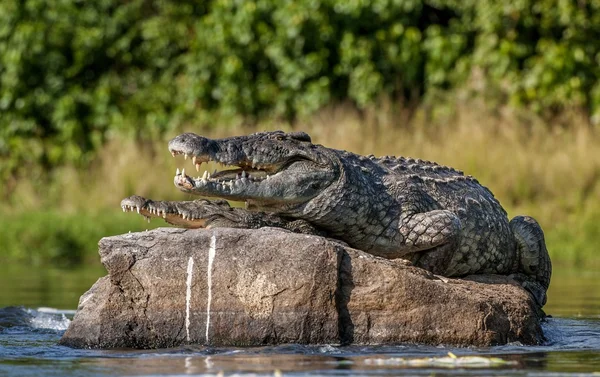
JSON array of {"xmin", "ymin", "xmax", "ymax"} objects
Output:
[{"xmin": 0, "ymin": 265, "xmax": 599, "ymax": 376}]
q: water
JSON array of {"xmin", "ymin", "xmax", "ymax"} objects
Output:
[{"xmin": 0, "ymin": 265, "xmax": 599, "ymax": 376}]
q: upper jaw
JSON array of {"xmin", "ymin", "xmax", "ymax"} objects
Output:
[{"xmin": 168, "ymin": 133, "xmax": 281, "ymax": 175}]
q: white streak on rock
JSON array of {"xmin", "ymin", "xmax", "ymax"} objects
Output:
[
  {"xmin": 205, "ymin": 233, "xmax": 216, "ymax": 344},
  {"xmin": 185, "ymin": 256, "xmax": 194, "ymax": 342}
]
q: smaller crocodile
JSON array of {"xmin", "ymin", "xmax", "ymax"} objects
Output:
[{"xmin": 121, "ymin": 195, "xmax": 326, "ymax": 236}]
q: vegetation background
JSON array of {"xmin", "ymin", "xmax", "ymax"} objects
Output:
[{"xmin": 1, "ymin": 0, "xmax": 599, "ymax": 269}]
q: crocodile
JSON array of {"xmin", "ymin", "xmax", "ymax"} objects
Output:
[
  {"xmin": 121, "ymin": 195, "xmax": 327, "ymax": 236},
  {"xmin": 123, "ymin": 130, "xmax": 551, "ymax": 305}
]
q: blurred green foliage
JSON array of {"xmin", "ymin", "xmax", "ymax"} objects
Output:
[
  {"xmin": 2, "ymin": 0, "xmax": 600, "ymax": 182},
  {"xmin": 0, "ymin": 210, "xmax": 161, "ymax": 266}
]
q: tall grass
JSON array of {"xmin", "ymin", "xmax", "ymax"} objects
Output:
[{"xmin": 2, "ymin": 99, "xmax": 598, "ymax": 268}]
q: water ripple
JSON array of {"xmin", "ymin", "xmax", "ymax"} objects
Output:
[
  {"xmin": 0, "ymin": 306, "xmax": 72, "ymax": 333},
  {"xmin": 1, "ymin": 307, "xmax": 600, "ymax": 376}
]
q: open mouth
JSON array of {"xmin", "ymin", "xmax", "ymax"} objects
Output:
[
  {"xmin": 169, "ymin": 149, "xmax": 280, "ymax": 194},
  {"xmin": 168, "ymin": 134, "xmax": 332, "ymax": 205}
]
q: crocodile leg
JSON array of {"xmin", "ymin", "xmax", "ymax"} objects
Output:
[
  {"xmin": 120, "ymin": 195, "xmax": 326, "ymax": 236},
  {"xmin": 397, "ymin": 210, "xmax": 461, "ymax": 275}
]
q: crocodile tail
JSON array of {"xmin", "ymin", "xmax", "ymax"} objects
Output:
[{"xmin": 510, "ymin": 215, "xmax": 552, "ymax": 291}]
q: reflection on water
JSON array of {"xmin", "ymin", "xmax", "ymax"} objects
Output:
[
  {"xmin": 0, "ymin": 265, "xmax": 599, "ymax": 376},
  {"xmin": 1, "ymin": 326, "xmax": 600, "ymax": 376},
  {"xmin": 545, "ymin": 269, "xmax": 600, "ymax": 318},
  {"xmin": 0, "ymin": 264, "xmax": 106, "ymax": 309}
]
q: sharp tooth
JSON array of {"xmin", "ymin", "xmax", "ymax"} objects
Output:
[
  {"xmin": 122, "ymin": 206, "xmax": 126, "ymax": 212},
  {"xmin": 176, "ymin": 168, "xmax": 180, "ymax": 176},
  {"xmin": 192, "ymin": 156, "xmax": 197, "ymax": 164},
  {"xmin": 207, "ymin": 171, "xmax": 211, "ymax": 179},
  {"xmin": 171, "ymin": 151, "xmax": 176, "ymax": 157},
  {"xmin": 182, "ymin": 168, "xmax": 186, "ymax": 177},
  {"xmin": 136, "ymin": 206, "xmax": 140, "ymax": 214},
  {"xmin": 195, "ymin": 164, "xmax": 200, "ymax": 172},
  {"xmin": 202, "ymin": 170, "xmax": 208, "ymax": 180},
  {"xmin": 184, "ymin": 154, "xmax": 188, "ymax": 160},
  {"xmin": 241, "ymin": 171, "xmax": 247, "ymax": 178},
  {"xmin": 266, "ymin": 175, "xmax": 270, "ymax": 179}
]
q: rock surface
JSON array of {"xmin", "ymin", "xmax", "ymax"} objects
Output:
[{"xmin": 59, "ymin": 228, "xmax": 545, "ymax": 348}]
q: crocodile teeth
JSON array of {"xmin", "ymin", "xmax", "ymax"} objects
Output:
[
  {"xmin": 136, "ymin": 206, "xmax": 140, "ymax": 214},
  {"xmin": 122, "ymin": 206, "xmax": 126, "ymax": 212},
  {"xmin": 202, "ymin": 170, "xmax": 208, "ymax": 180},
  {"xmin": 184, "ymin": 154, "xmax": 188, "ymax": 160},
  {"xmin": 241, "ymin": 171, "xmax": 247, "ymax": 178},
  {"xmin": 192, "ymin": 156, "xmax": 197, "ymax": 165},
  {"xmin": 182, "ymin": 168, "xmax": 186, "ymax": 177},
  {"xmin": 176, "ymin": 168, "xmax": 180, "ymax": 176}
]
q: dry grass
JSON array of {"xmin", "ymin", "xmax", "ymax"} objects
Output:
[{"xmin": 4, "ymin": 99, "xmax": 599, "ymax": 267}]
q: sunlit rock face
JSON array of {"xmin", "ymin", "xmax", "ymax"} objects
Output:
[{"xmin": 59, "ymin": 228, "xmax": 544, "ymax": 349}]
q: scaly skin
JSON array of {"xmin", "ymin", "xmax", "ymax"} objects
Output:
[{"xmin": 127, "ymin": 130, "xmax": 552, "ymax": 306}]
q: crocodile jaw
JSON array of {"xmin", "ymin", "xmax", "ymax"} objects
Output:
[{"xmin": 168, "ymin": 132, "xmax": 337, "ymax": 208}]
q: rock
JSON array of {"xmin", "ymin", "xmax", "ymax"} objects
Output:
[{"xmin": 59, "ymin": 228, "xmax": 544, "ymax": 348}]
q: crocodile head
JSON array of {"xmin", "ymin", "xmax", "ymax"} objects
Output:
[{"xmin": 168, "ymin": 131, "xmax": 338, "ymax": 211}]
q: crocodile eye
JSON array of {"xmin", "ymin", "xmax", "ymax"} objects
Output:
[{"xmin": 288, "ymin": 132, "xmax": 311, "ymax": 142}]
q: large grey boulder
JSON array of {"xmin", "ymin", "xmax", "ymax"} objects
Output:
[{"xmin": 59, "ymin": 228, "xmax": 544, "ymax": 348}]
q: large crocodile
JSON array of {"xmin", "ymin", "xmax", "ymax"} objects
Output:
[{"xmin": 122, "ymin": 130, "xmax": 551, "ymax": 305}]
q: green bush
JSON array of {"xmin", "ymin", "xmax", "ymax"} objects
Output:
[
  {"xmin": 0, "ymin": 210, "xmax": 160, "ymax": 266},
  {"xmin": 1, "ymin": 0, "xmax": 599, "ymax": 183}
]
